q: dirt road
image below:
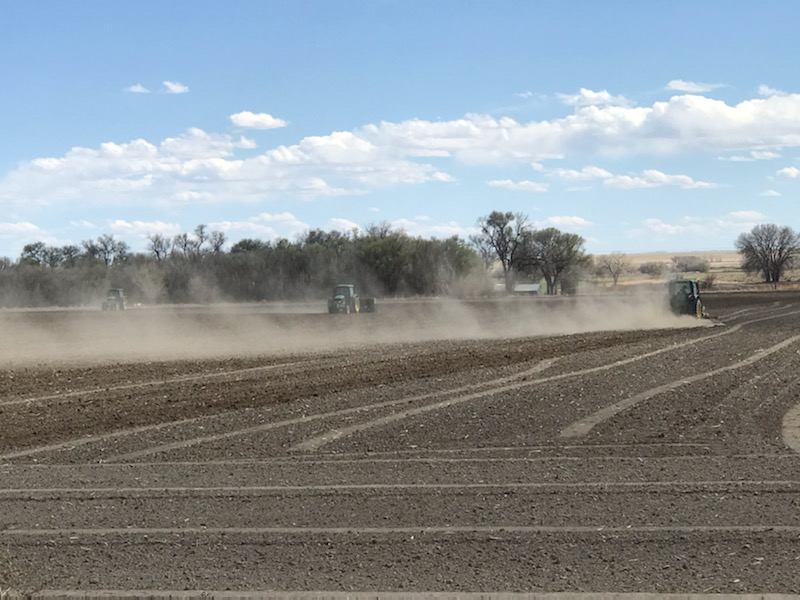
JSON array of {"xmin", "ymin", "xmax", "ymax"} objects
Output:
[{"xmin": 2, "ymin": 292, "xmax": 800, "ymax": 594}]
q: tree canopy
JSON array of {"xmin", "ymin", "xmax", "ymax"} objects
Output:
[{"xmin": 736, "ymin": 224, "xmax": 800, "ymax": 285}]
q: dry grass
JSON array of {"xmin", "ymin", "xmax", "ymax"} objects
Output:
[
  {"xmin": 626, "ymin": 250, "xmax": 742, "ymax": 267},
  {"xmin": 594, "ymin": 250, "xmax": 800, "ymax": 290}
]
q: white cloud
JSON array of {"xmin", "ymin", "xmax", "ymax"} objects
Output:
[
  {"xmin": 0, "ymin": 126, "xmax": 454, "ymax": 207},
  {"xmin": 109, "ymin": 220, "xmax": 181, "ymax": 238},
  {"xmin": 545, "ymin": 216, "xmax": 592, "ymax": 228},
  {"xmin": 758, "ymin": 84, "xmax": 785, "ymax": 97},
  {"xmin": 125, "ymin": 83, "xmax": 150, "ymax": 94},
  {"xmin": 514, "ymin": 91, "xmax": 535, "ymax": 99},
  {"xmin": 230, "ymin": 111, "xmax": 288, "ymax": 130},
  {"xmin": 551, "ymin": 166, "xmax": 613, "ymax": 181},
  {"xmin": 162, "ymin": 80, "xmax": 189, "ymax": 94},
  {"xmin": 172, "ymin": 191, "xmax": 214, "ymax": 203},
  {"xmin": 0, "ymin": 221, "xmax": 58, "ymax": 254},
  {"xmin": 718, "ymin": 150, "xmax": 781, "ymax": 161},
  {"xmin": 558, "ymin": 88, "xmax": 632, "ymax": 108},
  {"xmin": 777, "ymin": 166, "xmax": 800, "ymax": 179},
  {"xmin": 10, "ymin": 89, "xmax": 800, "ymax": 209},
  {"xmin": 550, "ymin": 165, "xmax": 714, "ymax": 189},
  {"xmin": 760, "ymin": 189, "xmax": 782, "ymax": 197},
  {"xmin": 641, "ymin": 218, "xmax": 686, "ymax": 236},
  {"xmin": 69, "ymin": 219, "xmax": 98, "ymax": 229},
  {"xmin": 362, "ymin": 92, "xmax": 800, "ymax": 161},
  {"xmin": 637, "ymin": 211, "xmax": 767, "ymax": 237},
  {"xmin": 665, "ymin": 79, "xmax": 724, "ymax": 93},
  {"xmin": 607, "ymin": 169, "xmax": 715, "ymax": 190},
  {"xmin": 327, "ymin": 217, "xmax": 360, "ymax": 232},
  {"xmin": 487, "ymin": 179, "xmax": 548, "ymax": 192},
  {"xmin": 0, "ymin": 221, "xmax": 42, "ymax": 236},
  {"xmin": 209, "ymin": 212, "xmax": 310, "ymax": 241},
  {"xmin": 729, "ymin": 210, "xmax": 766, "ymax": 221},
  {"xmin": 391, "ymin": 217, "xmax": 472, "ymax": 238}
]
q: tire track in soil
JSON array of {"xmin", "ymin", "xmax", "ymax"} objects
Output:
[
  {"xmin": 0, "ymin": 357, "xmax": 556, "ymax": 462},
  {"xmin": 560, "ymin": 332, "xmax": 800, "ymax": 439},
  {"xmin": 104, "ymin": 359, "xmax": 558, "ymax": 463},
  {"xmin": 289, "ymin": 308, "xmax": 800, "ymax": 452},
  {"xmin": 4, "ymin": 525, "xmax": 800, "ymax": 537},
  {"xmin": 783, "ymin": 402, "xmax": 800, "ymax": 455},
  {"xmin": 0, "ymin": 358, "xmax": 320, "ymax": 408},
  {"xmin": 3, "ymin": 479, "xmax": 800, "ymax": 497},
  {"xmin": 0, "ymin": 328, "xmax": 687, "ymax": 457},
  {"xmin": 5, "ymin": 306, "xmax": 795, "ymax": 464}
]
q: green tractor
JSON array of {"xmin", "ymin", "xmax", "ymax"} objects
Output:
[
  {"xmin": 101, "ymin": 288, "xmax": 127, "ymax": 311},
  {"xmin": 327, "ymin": 284, "xmax": 375, "ymax": 314},
  {"xmin": 668, "ymin": 279, "xmax": 705, "ymax": 318}
]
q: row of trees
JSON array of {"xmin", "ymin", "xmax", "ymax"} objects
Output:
[
  {"xmin": 1, "ymin": 215, "xmax": 797, "ymax": 307},
  {"xmin": 0, "ymin": 224, "xmax": 484, "ymax": 307}
]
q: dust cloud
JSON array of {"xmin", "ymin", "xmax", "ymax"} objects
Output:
[{"xmin": 0, "ymin": 294, "xmax": 705, "ymax": 366}]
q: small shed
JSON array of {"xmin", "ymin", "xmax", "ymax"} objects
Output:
[{"xmin": 513, "ymin": 283, "xmax": 540, "ymax": 295}]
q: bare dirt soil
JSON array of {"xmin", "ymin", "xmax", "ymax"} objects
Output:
[{"xmin": 2, "ymin": 291, "xmax": 800, "ymax": 594}]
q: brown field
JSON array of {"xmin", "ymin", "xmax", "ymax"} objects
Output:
[
  {"xmin": 1, "ymin": 292, "xmax": 800, "ymax": 594},
  {"xmin": 600, "ymin": 250, "xmax": 800, "ymax": 290}
]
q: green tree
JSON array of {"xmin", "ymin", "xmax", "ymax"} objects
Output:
[
  {"xmin": 736, "ymin": 224, "xmax": 800, "ymax": 285},
  {"xmin": 521, "ymin": 228, "xmax": 588, "ymax": 295},
  {"xmin": 473, "ymin": 211, "xmax": 530, "ymax": 292}
]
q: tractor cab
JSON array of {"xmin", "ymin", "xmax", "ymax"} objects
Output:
[
  {"xmin": 327, "ymin": 284, "xmax": 375, "ymax": 314},
  {"xmin": 668, "ymin": 279, "xmax": 704, "ymax": 318},
  {"xmin": 334, "ymin": 284, "xmax": 355, "ymax": 299},
  {"xmin": 328, "ymin": 284, "xmax": 359, "ymax": 314},
  {"xmin": 102, "ymin": 288, "xmax": 127, "ymax": 311}
]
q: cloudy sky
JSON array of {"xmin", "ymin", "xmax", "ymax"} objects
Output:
[{"xmin": 1, "ymin": 0, "xmax": 799, "ymax": 257}]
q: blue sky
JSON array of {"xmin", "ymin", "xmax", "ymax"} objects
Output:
[{"xmin": 1, "ymin": 0, "xmax": 799, "ymax": 257}]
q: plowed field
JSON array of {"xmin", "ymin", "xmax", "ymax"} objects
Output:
[{"xmin": 2, "ymin": 292, "xmax": 800, "ymax": 596}]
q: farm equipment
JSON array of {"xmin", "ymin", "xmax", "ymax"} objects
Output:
[
  {"xmin": 668, "ymin": 279, "xmax": 705, "ymax": 318},
  {"xmin": 101, "ymin": 288, "xmax": 127, "ymax": 311},
  {"xmin": 327, "ymin": 284, "xmax": 375, "ymax": 314}
]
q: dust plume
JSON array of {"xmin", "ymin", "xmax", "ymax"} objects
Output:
[{"xmin": 0, "ymin": 293, "xmax": 704, "ymax": 366}]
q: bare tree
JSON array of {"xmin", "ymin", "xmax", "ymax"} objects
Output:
[
  {"xmin": 521, "ymin": 227, "xmax": 588, "ymax": 295},
  {"xmin": 41, "ymin": 246, "xmax": 64, "ymax": 268},
  {"xmin": 194, "ymin": 224, "xmax": 208, "ymax": 254},
  {"xmin": 147, "ymin": 234, "xmax": 172, "ymax": 261},
  {"xmin": 597, "ymin": 253, "xmax": 629, "ymax": 286},
  {"xmin": 364, "ymin": 222, "xmax": 393, "ymax": 239},
  {"xmin": 475, "ymin": 211, "xmax": 530, "ymax": 292},
  {"xmin": 209, "ymin": 230, "xmax": 227, "ymax": 254},
  {"xmin": 736, "ymin": 224, "xmax": 800, "ymax": 286},
  {"xmin": 468, "ymin": 234, "xmax": 495, "ymax": 270},
  {"xmin": 96, "ymin": 234, "xmax": 118, "ymax": 266},
  {"xmin": 81, "ymin": 239, "xmax": 101, "ymax": 262},
  {"xmin": 172, "ymin": 233, "xmax": 192, "ymax": 256},
  {"xmin": 82, "ymin": 235, "xmax": 128, "ymax": 266},
  {"xmin": 113, "ymin": 239, "xmax": 130, "ymax": 264},
  {"xmin": 20, "ymin": 242, "xmax": 48, "ymax": 265},
  {"xmin": 60, "ymin": 245, "xmax": 81, "ymax": 267}
]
